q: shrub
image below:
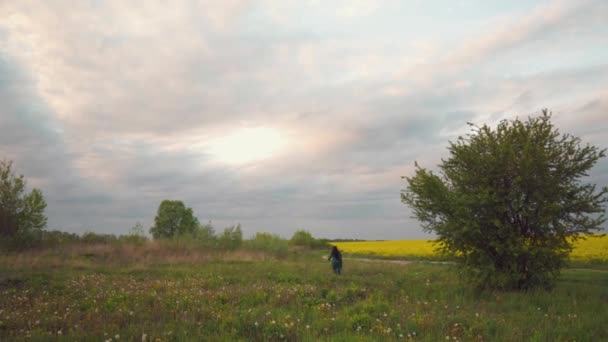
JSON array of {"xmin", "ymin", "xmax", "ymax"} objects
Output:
[
  {"xmin": 289, "ymin": 229, "xmax": 328, "ymax": 249},
  {"xmin": 218, "ymin": 224, "xmax": 243, "ymax": 250},
  {"xmin": 81, "ymin": 232, "xmax": 118, "ymax": 244},
  {"xmin": 245, "ymin": 232, "xmax": 288, "ymax": 258}
]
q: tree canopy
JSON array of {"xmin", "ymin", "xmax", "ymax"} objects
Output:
[
  {"xmin": 402, "ymin": 111, "xmax": 607, "ymax": 290},
  {"xmin": 0, "ymin": 159, "xmax": 48, "ymax": 247},
  {"xmin": 149, "ymin": 200, "xmax": 199, "ymax": 239}
]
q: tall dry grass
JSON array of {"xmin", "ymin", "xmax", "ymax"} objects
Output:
[{"xmin": 0, "ymin": 240, "xmax": 273, "ymax": 271}]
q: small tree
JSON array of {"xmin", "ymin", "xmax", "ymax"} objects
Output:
[
  {"xmin": 289, "ymin": 229, "xmax": 327, "ymax": 248},
  {"xmin": 195, "ymin": 222, "xmax": 217, "ymax": 247},
  {"xmin": 149, "ymin": 200, "xmax": 199, "ymax": 239},
  {"xmin": 129, "ymin": 222, "xmax": 146, "ymax": 237},
  {"xmin": 123, "ymin": 221, "xmax": 147, "ymax": 244},
  {"xmin": 0, "ymin": 159, "xmax": 48, "ymax": 248},
  {"xmin": 218, "ymin": 224, "xmax": 243, "ymax": 250},
  {"xmin": 402, "ymin": 111, "xmax": 607, "ymax": 290},
  {"xmin": 289, "ymin": 229, "xmax": 315, "ymax": 247}
]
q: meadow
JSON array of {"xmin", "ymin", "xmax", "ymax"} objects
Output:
[
  {"xmin": 333, "ymin": 234, "xmax": 608, "ymax": 266},
  {"xmin": 1, "ymin": 242, "xmax": 607, "ymax": 341}
]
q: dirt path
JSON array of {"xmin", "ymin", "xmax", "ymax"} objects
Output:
[
  {"xmin": 344, "ymin": 257, "xmax": 452, "ymax": 265},
  {"xmin": 345, "ymin": 257, "xmax": 607, "ymax": 272},
  {"xmin": 345, "ymin": 257, "xmax": 413, "ymax": 265}
]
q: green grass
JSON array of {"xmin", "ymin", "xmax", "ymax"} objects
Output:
[{"xmin": 0, "ymin": 247, "xmax": 606, "ymax": 341}]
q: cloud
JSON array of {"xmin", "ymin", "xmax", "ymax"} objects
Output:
[{"xmin": 0, "ymin": 0, "xmax": 606, "ymax": 238}]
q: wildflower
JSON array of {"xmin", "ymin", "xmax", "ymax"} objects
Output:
[
  {"xmin": 141, "ymin": 333, "xmax": 147, "ymax": 341},
  {"xmin": 271, "ymin": 320, "xmax": 276, "ymax": 324},
  {"xmin": 115, "ymin": 334, "xmax": 120, "ymax": 339},
  {"xmin": 254, "ymin": 322, "xmax": 258, "ymax": 327},
  {"xmin": 306, "ymin": 325, "xmax": 310, "ymax": 329},
  {"xmin": 58, "ymin": 330, "xmax": 62, "ymax": 335},
  {"xmin": 399, "ymin": 333, "xmax": 404, "ymax": 338}
]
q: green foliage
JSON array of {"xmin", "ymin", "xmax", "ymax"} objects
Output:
[
  {"xmin": 218, "ymin": 224, "xmax": 243, "ymax": 250},
  {"xmin": 193, "ymin": 222, "xmax": 218, "ymax": 248},
  {"xmin": 289, "ymin": 229, "xmax": 328, "ymax": 249},
  {"xmin": 402, "ymin": 111, "xmax": 608, "ymax": 290},
  {"xmin": 0, "ymin": 159, "xmax": 48, "ymax": 249},
  {"xmin": 129, "ymin": 222, "xmax": 145, "ymax": 237},
  {"xmin": 149, "ymin": 200, "xmax": 199, "ymax": 239},
  {"xmin": 121, "ymin": 222, "xmax": 148, "ymax": 244},
  {"xmin": 245, "ymin": 232, "xmax": 289, "ymax": 257},
  {"xmin": 81, "ymin": 232, "xmax": 118, "ymax": 244},
  {"xmin": 289, "ymin": 229, "xmax": 314, "ymax": 246},
  {"xmin": 40, "ymin": 230, "xmax": 80, "ymax": 247}
]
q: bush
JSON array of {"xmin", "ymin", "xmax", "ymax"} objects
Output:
[
  {"xmin": 40, "ymin": 230, "xmax": 80, "ymax": 247},
  {"xmin": 245, "ymin": 232, "xmax": 288, "ymax": 258},
  {"xmin": 218, "ymin": 224, "xmax": 243, "ymax": 250},
  {"xmin": 81, "ymin": 232, "xmax": 118, "ymax": 244},
  {"xmin": 120, "ymin": 222, "xmax": 148, "ymax": 245},
  {"xmin": 193, "ymin": 223, "xmax": 218, "ymax": 248},
  {"xmin": 289, "ymin": 230, "xmax": 328, "ymax": 249}
]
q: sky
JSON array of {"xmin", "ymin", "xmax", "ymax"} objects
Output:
[{"xmin": 1, "ymin": 0, "xmax": 607, "ymax": 240}]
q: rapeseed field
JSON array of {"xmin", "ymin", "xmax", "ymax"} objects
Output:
[{"xmin": 334, "ymin": 234, "xmax": 608, "ymax": 262}]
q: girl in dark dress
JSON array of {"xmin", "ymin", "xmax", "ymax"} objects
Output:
[{"xmin": 328, "ymin": 246, "xmax": 343, "ymax": 275}]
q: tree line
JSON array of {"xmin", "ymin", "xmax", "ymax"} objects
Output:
[{"xmin": 2, "ymin": 111, "xmax": 606, "ymax": 290}]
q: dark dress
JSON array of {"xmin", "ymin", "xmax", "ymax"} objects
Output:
[{"xmin": 329, "ymin": 248, "xmax": 342, "ymax": 274}]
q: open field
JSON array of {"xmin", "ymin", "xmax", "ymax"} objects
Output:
[
  {"xmin": 1, "ymin": 244, "xmax": 607, "ymax": 341},
  {"xmin": 333, "ymin": 234, "xmax": 608, "ymax": 265}
]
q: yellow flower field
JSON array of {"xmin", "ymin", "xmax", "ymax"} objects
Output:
[{"xmin": 333, "ymin": 234, "xmax": 608, "ymax": 261}]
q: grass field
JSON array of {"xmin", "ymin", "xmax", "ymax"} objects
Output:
[
  {"xmin": 333, "ymin": 234, "xmax": 608, "ymax": 265},
  {"xmin": 1, "ymin": 244, "xmax": 607, "ymax": 341}
]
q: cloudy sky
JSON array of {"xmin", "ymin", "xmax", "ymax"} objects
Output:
[{"xmin": 1, "ymin": 0, "xmax": 607, "ymax": 240}]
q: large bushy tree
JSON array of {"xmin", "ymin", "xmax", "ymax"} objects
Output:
[
  {"xmin": 402, "ymin": 111, "xmax": 607, "ymax": 290},
  {"xmin": 0, "ymin": 159, "xmax": 48, "ymax": 247},
  {"xmin": 149, "ymin": 200, "xmax": 199, "ymax": 239}
]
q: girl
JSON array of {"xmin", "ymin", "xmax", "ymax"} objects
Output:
[{"xmin": 328, "ymin": 246, "xmax": 343, "ymax": 275}]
